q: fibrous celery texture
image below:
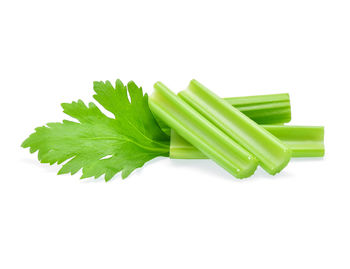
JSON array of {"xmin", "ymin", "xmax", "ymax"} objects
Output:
[
  {"xmin": 170, "ymin": 126, "xmax": 324, "ymax": 159},
  {"xmin": 224, "ymin": 93, "xmax": 291, "ymax": 124},
  {"xmin": 155, "ymin": 93, "xmax": 291, "ymax": 136},
  {"xmin": 149, "ymin": 82, "xmax": 258, "ymax": 178},
  {"xmin": 178, "ymin": 79, "xmax": 292, "ymax": 175}
]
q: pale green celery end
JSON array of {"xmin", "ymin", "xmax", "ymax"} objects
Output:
[
  {"xmin": 179, "ymin": 79, "xmax": 292, "ymax": 175},
  {"xmin": 170, "ymin": 125, "xmax": 324, "ymax": 159},
  {"xmin": 149, "ymin": 82, "xmax": 258, "ymax": 179},
  {"xmin": 265, "ymin": 125, "xmax": 325, "ymax": 158}
]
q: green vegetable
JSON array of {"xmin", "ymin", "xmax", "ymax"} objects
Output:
[
  {"xmin": 149, "ymin": 82, "xmax": 258, "ymax": 178},
  {"xmin": 156, "ymin": 93, "xmax": 291, "ymax": 135},
  {"xmin": 178, "ymin": 79, "xmax": 292, "ymax": 175},
  {"xmin": 170, "ymin": 125, "xmax": 324, "ymax": 159},
  {"xmin": 22, "ymin": 80, "xmax": 170, "ymax": 180},
  {"xmin": 22, "ymin": 78, "xmax": 323, "ymax": 181},
  {"xmin": 224, "ymin": 93, "xmax": 291, "ymax": 124},
  {"xmin": 262, "ymin": 125, "xmax": 325, "ymax": 157}
]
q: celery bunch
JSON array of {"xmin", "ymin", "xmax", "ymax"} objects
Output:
[
  {"xmin": 150, "ymin": 80, "xmax": 324, "ymax": 179},
  {"xmin": 22, "ymin": 78, "xmax": 324, "ymax": 181},
  {"xmin": 178, "ymin": 80, "xmax": 292, "ymax": 175}
]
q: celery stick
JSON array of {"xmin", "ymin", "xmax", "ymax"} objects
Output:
[
  {"xmin": 178, "ymin": 80, "xmax": 292, "ymax": 175},
  {"xmin": 154, "ymin": 93, "xmax": 291, "ymax": 135},
  {"xmin": 224, "ymin": 93, "xmax": 291, "ymax": 124},
  {"xmin": 263, "ymin": 125, "xmax": 325, "ymax": 157},
  {"xmin": 149, "ymin": 82, "xmax": 258, "ymax": 178},
  {"xmin": 170, "ymin": 126, "xmax": 324, "ymax": 159}
]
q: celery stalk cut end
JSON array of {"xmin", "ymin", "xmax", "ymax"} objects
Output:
[
  {"xmin": 150, "ymin": 82, "xmax": 259, "ymax": 179},
  {"xmin": 180, "ymin": 79, "xmax": 292, "ymax": 175},
  {"xmin": 263, "ymin": 148, "xmax": 292, "ymax": 175}
]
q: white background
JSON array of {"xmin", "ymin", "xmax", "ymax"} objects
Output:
[{"xmin": 1, "ymin": 0, "xmax": 349, "ymax": 268}]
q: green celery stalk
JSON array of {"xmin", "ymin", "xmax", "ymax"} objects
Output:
[
  {"xmin": 224, "ymin": 93, "xmax": 291, "ymax": 124},
  {"xmin": 262, "ymin": 125, "xmax": 325, "ymax": 157},
  {"xmin": 178, "ymin": 79, "xmax": 292, "ymax": 175},
  {"xmin": 170, "ymin": 125, "xmax": 324, "ymax": 159},
  {"xmin": 149, "ymin": 82, "xmax": 258, "ymax": 178},
  {"xmin": 155, "ymin": 93, "xmax": 291, "ymax": 136}
]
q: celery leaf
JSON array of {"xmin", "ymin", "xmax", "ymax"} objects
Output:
[{"xmin": 22, "ymin": 80, "xmax": 170, "ymax": 180}]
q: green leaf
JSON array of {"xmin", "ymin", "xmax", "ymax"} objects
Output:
[{"xmin": 22, "ymin": 80, "xmax": 170, "ymax": 181}]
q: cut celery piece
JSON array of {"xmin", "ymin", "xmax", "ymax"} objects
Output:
[
  {"xmin": 224, "ymin": 93, "xmax": 291, "ymax": 124},
  {"xmin": 178, "ymin": 80, "xmax": 292, "ymax": 175},
  {"xmin": 149, "ymin": 82, "xmax": 258, "ymax": 178},
  {"xmin": 154, "ymin": 93, "xmax": 291, "ymax": 135},
  {"xmin": 170, "ymin": 125, "xmax": 324, "ymax": 159},
  {"xmin": 264, "ymin": 125, "xmax": 325, "ymax": 157}
]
